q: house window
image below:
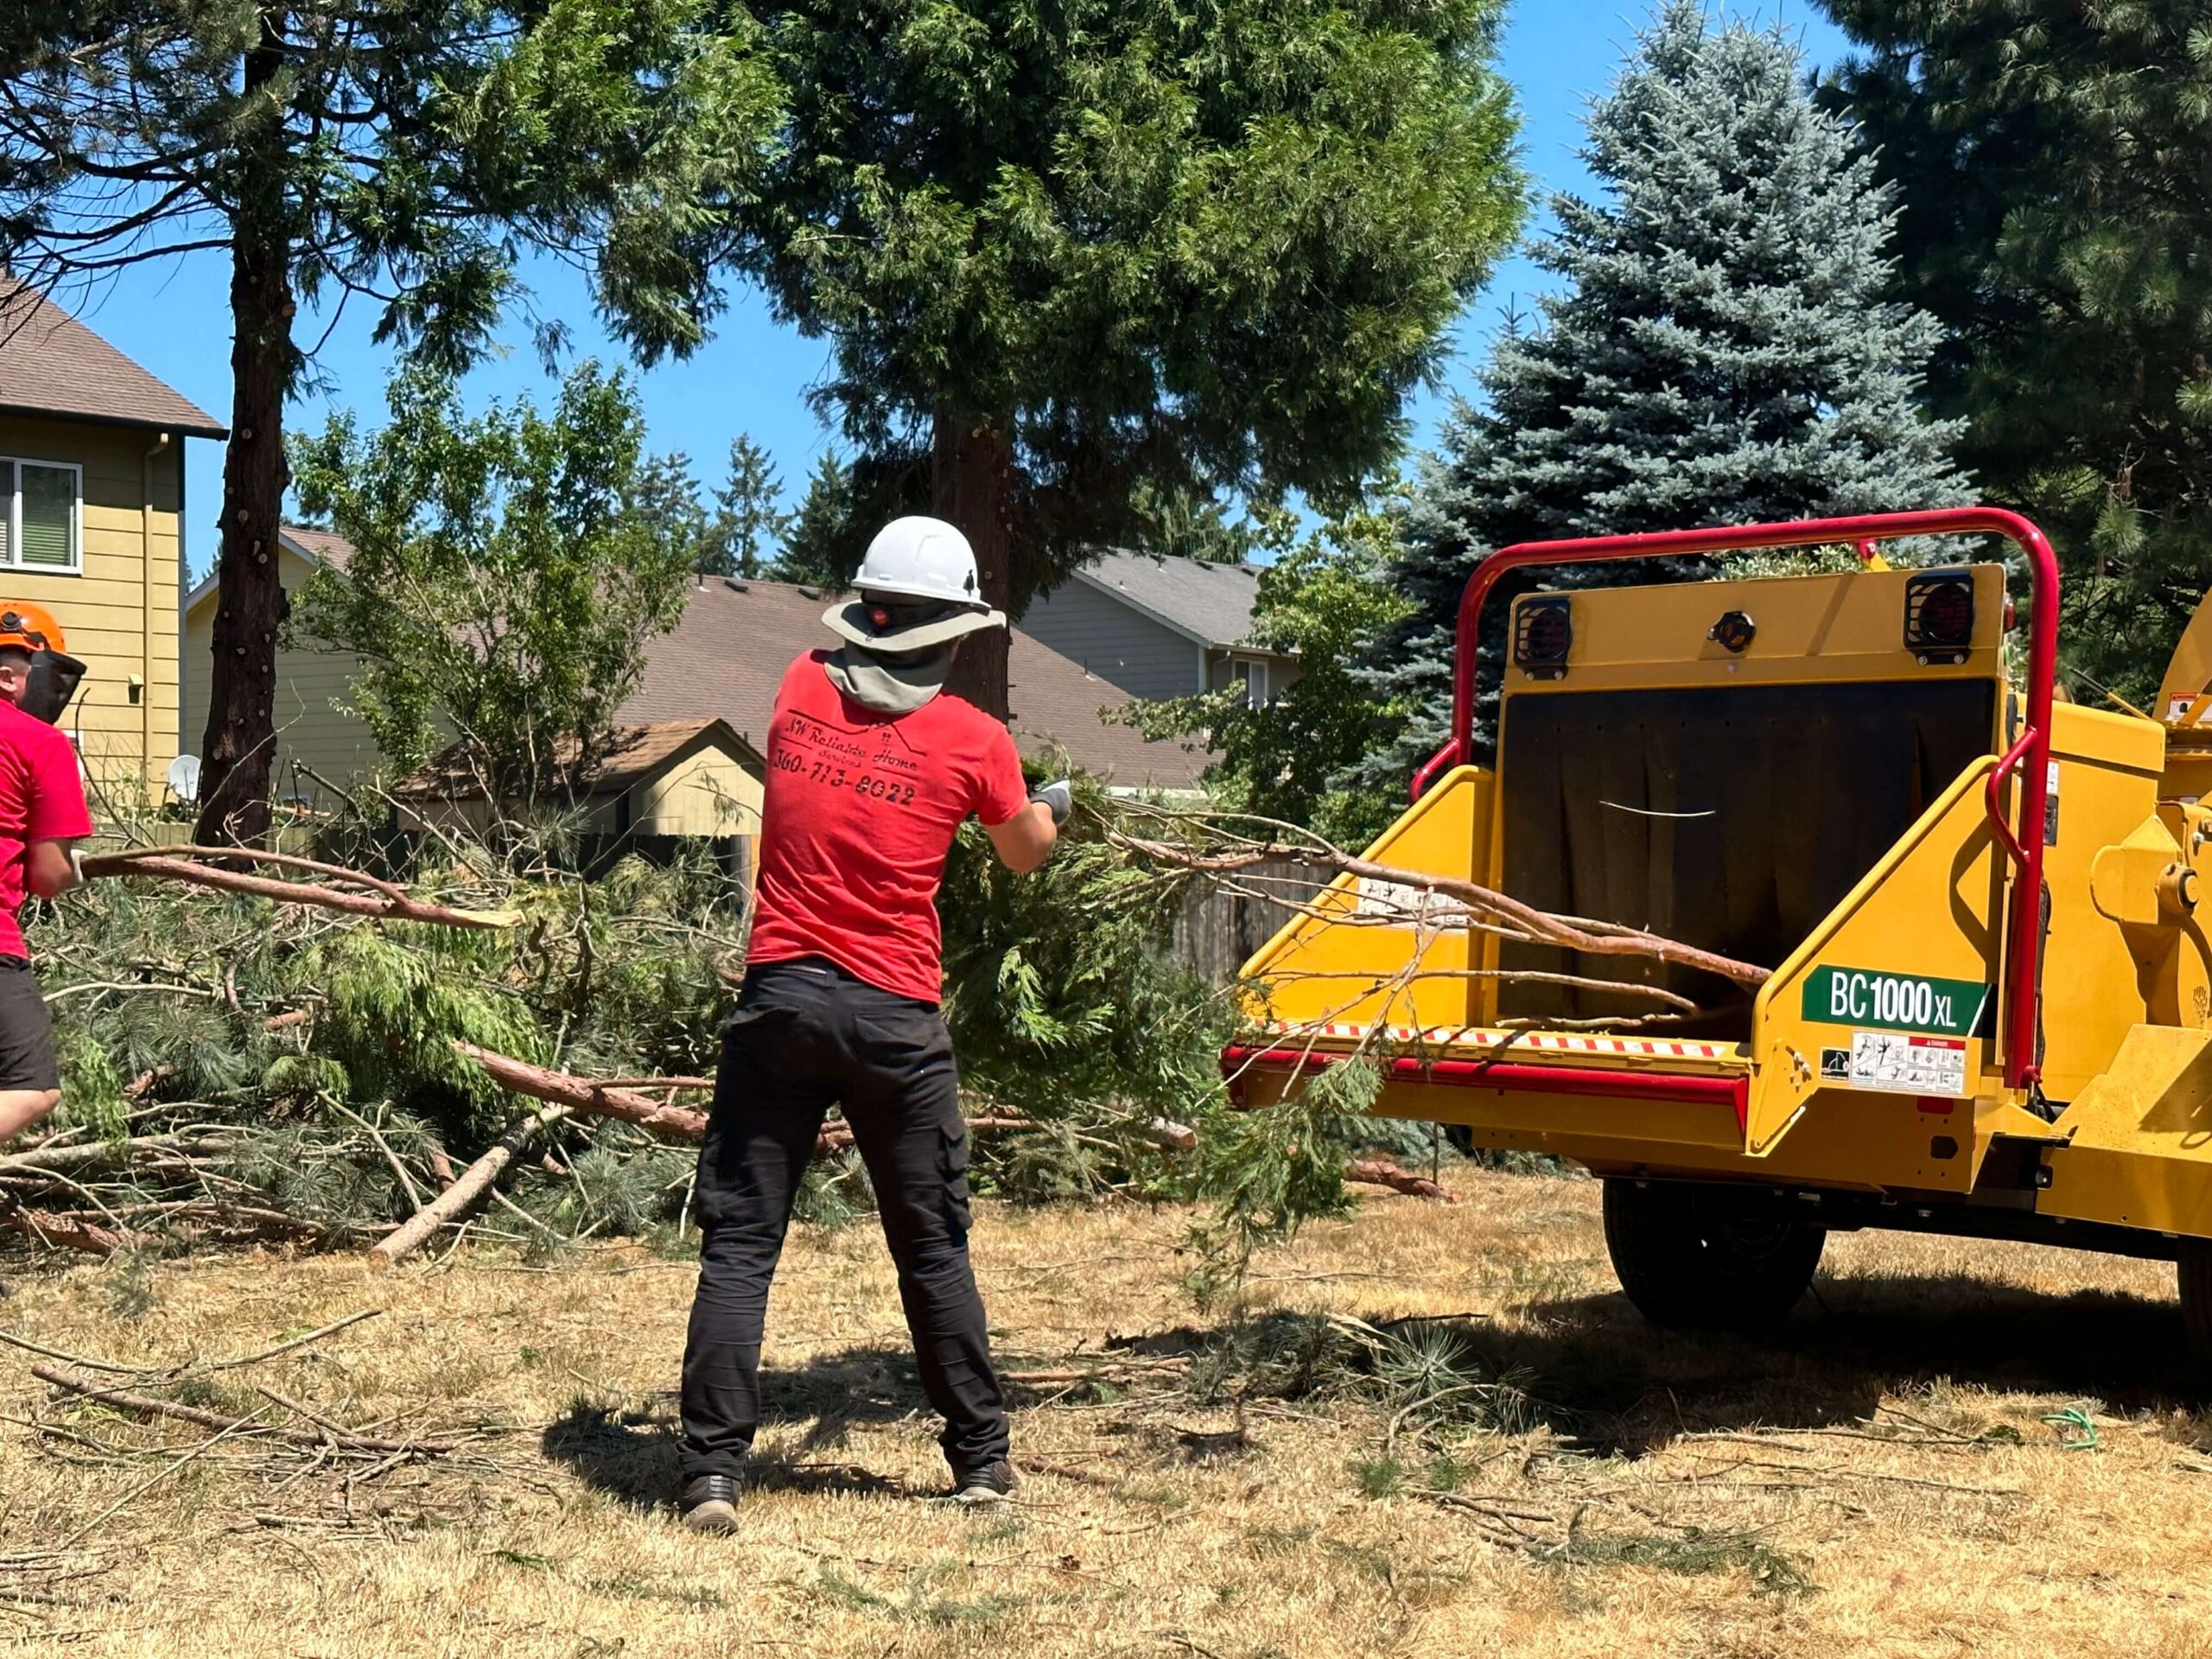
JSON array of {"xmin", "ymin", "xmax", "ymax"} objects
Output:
[
  {"xmin": 0, "ymin": 458, "xmax": 83, "ymax": 574},
  {"xmin": 1242, "ymin": 659, "xmax": 1269, "ymax": 709}
]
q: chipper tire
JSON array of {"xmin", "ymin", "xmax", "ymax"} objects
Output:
[
  {"xmin": 1601, "ymin": 1179, "xmax": 1825, "ymax": 1332},
  {"xmin": 2177, "ymin": 1241, "xmax": 2212, "ymax": 1369}
]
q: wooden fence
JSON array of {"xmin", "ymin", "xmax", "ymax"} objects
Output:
[{"xmin": 1170, "ymin": 855, "xmax": 1335, "ymax": 983}]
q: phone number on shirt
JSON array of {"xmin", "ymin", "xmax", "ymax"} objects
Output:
[{"xmin": 775, "ymin": 749, "xmax": 918, "ymax": 806}]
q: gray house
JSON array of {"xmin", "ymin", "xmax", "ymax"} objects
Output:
[{"xmin": 1020, "ymin": 550, "xmax": 1297, "ymax": 708}]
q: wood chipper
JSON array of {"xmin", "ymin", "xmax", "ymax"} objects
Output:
[{"xmin": 1224, "ymin": 506, "xmax": 2212, "ymax": 1356}]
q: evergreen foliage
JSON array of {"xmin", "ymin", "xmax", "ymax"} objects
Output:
[
  {"xmin": 290, "ymin": 364, "xmax": 696, "ymax": 791},
  {"xmin": 0, "ymin": 0, "xmax": 780, "ymax": 844},
  {"xmin": 1818, "ymin": 0, "xmax": 2212, "ymax": 702},
  {"xmin": 1346, "ymin": 1, "xmax": 1967, "ymax": 794},
  {"xmin": 715, "ymin": 0, "xmax": 1526, "ymax": 716},
  {"xmin": 702, "ymin": 436, "xmax": 795, "ymax": 580},
  {"xmin": 772, "ymin": 455, "xmax": 864, "ymax": 588},
  {"xmin": 1124, "ymin": 499, "xmax": 1412, "ymax": 849}
]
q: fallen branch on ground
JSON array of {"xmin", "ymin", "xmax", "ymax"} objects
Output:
[
  {"xmin": 368, "ymin": 1105, "xmax": 569, "ymax": 1268},
  {"xmin": 78, "ymin": 848, "xmax": 520, "ymax": 931},
  {"xmin": 1344, "ymin": 1160, "xmax": 1455, "ymax": 1202},
  {"xmin": 32, "ymin": 1363, "xmax": 452, "ymax": 1455}
]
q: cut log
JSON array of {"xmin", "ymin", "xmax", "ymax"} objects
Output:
[
  {"xmin": 1344, "ymin": 1159, "xmax": 1455, "ymax": 1202},
  {"xmin": 366, "ymin": 1105, "xmax": 567, "ymax": 1268},
  {"xmin": 450, "ymin": 1043, "xmax": 709, "ymax": 1140}
]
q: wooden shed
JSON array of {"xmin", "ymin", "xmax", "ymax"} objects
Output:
[{"xmin": 393, "ymin": 717, "xmax": 763, "ymax": 880}]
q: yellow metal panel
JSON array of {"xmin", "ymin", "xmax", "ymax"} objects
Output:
[
  {"xmin": 2041, "ymin": 702, "xmax": 2169, "ymax": 1101},
  {"xmin": 1748, "ymin": 754, "xmax": 2005, "ymax": 1155},
  {"xmin": 1238, "ymin": 766, "xmax": 1489, "ymax": 1034},
  {"xmin": 2044, "ymin": 1024, "xmax": 2212, "ymax": 1236},
  {"xmin": 1503, "ymin": 564, "xmax": 2007, "ymax": 696}
]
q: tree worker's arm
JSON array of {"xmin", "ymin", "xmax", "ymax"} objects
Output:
[
  {"xmin": 985, "ymin": 801, "xmax": 1058, "ymax": 874},
  {"xmin": 24, "ymin": 839, "xmax": 83, "ymax": 899}
]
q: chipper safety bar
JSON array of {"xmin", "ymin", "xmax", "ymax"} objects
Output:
[{"xmin": 1218, "ymin": 505, "xmax": 2212, "ymax": 1354}]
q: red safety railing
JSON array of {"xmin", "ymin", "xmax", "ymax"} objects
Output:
[
  {"xmin": 1407, "ymin": 508, "xmax": 2059, "ymax": 1091},
  {"xmin": 1223, "ymin": 1045, "xmax": 1751, "ymax": 1130}
]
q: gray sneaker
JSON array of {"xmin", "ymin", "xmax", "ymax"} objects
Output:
[
  {"xmin": 951, "ymin": 1458, "xmax": 1018, "ymax": 1504},
  {"xmin": 679, "ymin": 1474, "xmax": 741, "ymax": 1535}
]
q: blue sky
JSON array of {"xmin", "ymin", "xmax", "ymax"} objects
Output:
[{"xmin": 60, "ymin": 2, "xmax": 1850, "ymax": 582}]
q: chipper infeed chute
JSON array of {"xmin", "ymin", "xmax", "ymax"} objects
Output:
[{"xmin": 1219, "ymin": 508, "xmax": 2212, "ymax": 1350}]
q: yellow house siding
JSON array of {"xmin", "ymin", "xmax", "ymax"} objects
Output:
[
  {"xmin": 633, "ymin": 741, "xmax": 762, "ymax": 837},
  {"xmin": 0, "ymin": 414, "xmax": 183, "ymax": 802},
  {"xmin": 182, "ymin": 542, "xmax": 385, "ymax": 809}
]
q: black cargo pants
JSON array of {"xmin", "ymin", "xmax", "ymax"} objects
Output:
[{"xmin": 678, "ymin": 957, "xmax": 1008, "ymax": 1482}]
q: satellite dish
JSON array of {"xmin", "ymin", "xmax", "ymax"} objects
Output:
[{"xmin": 167, "ymin": 753, "xmax": 201, "ymax": 804}]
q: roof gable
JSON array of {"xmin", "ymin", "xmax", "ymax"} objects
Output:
[
  {"xmin": 395, "ymin": 716, "xmax": 761, "ymax": 803},
  {"xmin": 1070, "ymin": 550, "xmax": 1269, "ymax": 651},
  {"xmin": 184, "ymin": 525, "xmax": 347, "ymax": 613},
  {"xmin": 0, "ymin": 280, "xmax": 226, "ymax": 438}
]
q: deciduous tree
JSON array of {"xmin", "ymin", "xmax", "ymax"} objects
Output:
[
  {"xmin": 0, "ymin": 0, "xmax": 779, "ymax": 842},
  {"xmin": 290, "ymin": 365, "xmax": 694, "ymax": 797}
]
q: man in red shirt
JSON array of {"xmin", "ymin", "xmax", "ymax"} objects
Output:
[
  {"xmin": 0, "ymin": 604, "xmax": 93, "ymax": 1144},
  {"xmin": 679, "ymin": 518, "xmax": 1066, "ymax": 1533}
]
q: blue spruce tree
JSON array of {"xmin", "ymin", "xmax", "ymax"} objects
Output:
[{"xmin": 1343, "ymin": 0, "xmax": 1966, "ymax": 801}]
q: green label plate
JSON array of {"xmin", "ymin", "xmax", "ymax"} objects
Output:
[{"xmin": 1800, "ymin": 965, "xmax": 1989, "ymax": 1037}]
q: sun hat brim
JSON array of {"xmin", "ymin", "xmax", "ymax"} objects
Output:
[{"xmin": 822, "ymin": 600, "xmax": 1006, "ymax": 652}]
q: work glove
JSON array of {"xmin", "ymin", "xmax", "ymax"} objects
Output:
[
  {"xmin": 1028, "ymin": 779, "xmax": 1073, "ymax": 827},
  {"xmin": 66, "ymin": 845, "xmax": 87, "ymax": 889}
]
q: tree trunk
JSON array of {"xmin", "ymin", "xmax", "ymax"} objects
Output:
[
  {"xmin": 194, "ymin": 25, "xmax": 294, "ymax": 848},
  {"xmin": 933, "ymin": 404, "xmax": 1015, "ymax": 720}
]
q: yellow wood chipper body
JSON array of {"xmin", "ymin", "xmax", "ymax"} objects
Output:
[{"xmin": 1226, "ymin": 507, "xmax": 2212, "ymax": 1344}]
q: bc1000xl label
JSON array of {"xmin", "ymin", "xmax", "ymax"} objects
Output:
[{"xmin": 1799, "ymin": 965, "xmax": 1989, "ymax": 1039}]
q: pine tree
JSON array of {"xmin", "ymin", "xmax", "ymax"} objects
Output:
[
  {"xmin": 1818, "ymin": 0, "xmax": 2212, "ymax": 703},
  {"xmin": 703, "ymin": 435, "xmax": 792, "ymax": 578},
  {"xmin": 1344, "ymin": 2, "xmax": 1967, "ymax": 798},
  {"xmin": 716, "ymin": 0, "xmax": 1526, "ymax": 718},
  {"xmin": 0, "ymin": 0, "xmax": 779, "ymax": 845}
]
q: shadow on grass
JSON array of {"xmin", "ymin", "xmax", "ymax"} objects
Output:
[
  {"xmin": 1485, "ymin": 1267, "xmax": 2198, "ymax": 1455},
  {"xmin": 541, "ymin": 1346, "xmax": 940, "ymax": 1508},
  {"xmin": 1116, "ymin": 1266, "xmax": 2201, "ymax": 1459},
  {"xmin": 546, "ymin": 1263, "xmax": 2203, "ymax": 1506}
]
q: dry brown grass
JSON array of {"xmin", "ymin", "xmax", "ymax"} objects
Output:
[{"xmin": 3, "ymin": 1169, "xmax": 2212, "ymax": 1657}]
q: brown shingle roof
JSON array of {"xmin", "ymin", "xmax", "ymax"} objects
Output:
[
  {"xmin": 198, "ymin": 526, "xmax": 1218, "ymax": 791},
  {"xmin": 626, "ymin": 575, "xmax": 1213, "ymax": 789},
  {"xmin": 0, "ymin": 279, "xmax": 226, "ymax": 437},
  {"xmin": 394, "ymin": 717, "xmax": 756, "ymax": 802},
  {"xmin": 281, "ymin": 524, "xmax": 353, "ymax": 571}
]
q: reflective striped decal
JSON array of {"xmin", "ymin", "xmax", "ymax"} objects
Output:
[{"xmin": 1253, "ymin": 1020, "xmax": 1736, "ymax": 1062}]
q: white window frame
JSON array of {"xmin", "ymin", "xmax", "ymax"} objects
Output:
[
  {"xmin": 1240, "ymin": 658, "xmax": 1269, "ymax": 709},
  {"xmin": 0, "ymin": 455, "xmax": 85, "ymax": 576}
]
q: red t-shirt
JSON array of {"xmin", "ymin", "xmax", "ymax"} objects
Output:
[
  {"xmin": 0, "ymin": 702, "xmax": 92, "ymax": 960},
  {"xmin": 747, "ymin": 651, "xmax": 1029, "ymax": 1003}
]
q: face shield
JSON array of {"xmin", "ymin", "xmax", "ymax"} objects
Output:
[{"xmin": 16, "ymin": 649, "xmax": 86, "ymax": 725}]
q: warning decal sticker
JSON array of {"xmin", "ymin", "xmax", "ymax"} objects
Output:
[
  {"xmin": 1847, "ymin": 1031, "xmax": 1967, "ymax": 1096},
  {"xmin": 1819, "ymin": 1047, "xmax": 1851, "ymax": 1083}
]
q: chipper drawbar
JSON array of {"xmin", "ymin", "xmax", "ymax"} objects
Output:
[{"xmin": 1225, "ymin": 507, "xmax": 2212, "ymax": 1353}]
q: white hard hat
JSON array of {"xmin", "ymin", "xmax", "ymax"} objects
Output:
[{"xmin": 855, "ymin": 516, "xmax": 988, "ymax": 609}]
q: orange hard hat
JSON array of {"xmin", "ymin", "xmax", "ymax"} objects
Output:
[{"xmin": 0, "ymin": 601, "xmax": 65, "ymax": 656}]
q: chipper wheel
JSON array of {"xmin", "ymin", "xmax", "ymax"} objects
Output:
[
  {"xmin": 1601, "ymin": 1179, "xmax": 1826, "ymax": 1332},
  {"xmin": 2177, "ymin": 1242, "xmax": 2212, "ymax": 1368}
]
